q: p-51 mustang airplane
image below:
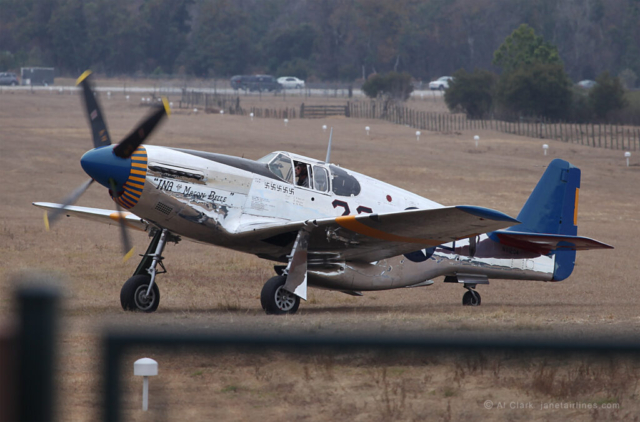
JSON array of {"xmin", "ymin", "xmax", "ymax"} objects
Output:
[{"xmin": 34, "ymin": 71, "xmax": 613, "ymax": 315}]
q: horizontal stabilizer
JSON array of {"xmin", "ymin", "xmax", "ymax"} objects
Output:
[{"xmin": 493, "ymin": 230, "xmax": 613, "ymax": 255}]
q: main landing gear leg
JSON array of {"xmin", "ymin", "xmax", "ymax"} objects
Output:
[
  {"xmin": 120, "ymin": 229, "xmax": 169, "ymax": 312},
  {"xmin": 261, "ymin": 226, "xmax": 311, "ymax": 315},
  {"xmin": 462, "ymin": 284, "xmax": 481, "ymax": 306}
]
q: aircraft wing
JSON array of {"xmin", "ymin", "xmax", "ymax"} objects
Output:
[
  {"xmin": 33, "ymin": 202, "xmax": 148, "ymax": 232},
  {"xmin": 240, "ymin": 206, "xmax": 519, "ymax": 262}
]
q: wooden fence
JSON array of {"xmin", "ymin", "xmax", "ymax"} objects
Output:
[
  {"xmin": 347, "ymin": 101, "xmax": 640, "ymax": 151},
  {"xmin": 300, "ymin": 104, "xmax": 349, "ymax": 118},
  {"xmin": 177, "ymin": 92, "xmax": 639, "ymax": 151},
  {"xmin": 179, "ymin": 90, "xmax": 296, "ymax": 119}
]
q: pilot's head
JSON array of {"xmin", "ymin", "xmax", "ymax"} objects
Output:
[{"xmin": 295, "ymin": 163, "xmax": 307, "ymax": 176}]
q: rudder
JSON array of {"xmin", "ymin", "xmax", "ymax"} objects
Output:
[{"xmin": 508, "ymin": 159, "xmax": 581, "ymax": 281}]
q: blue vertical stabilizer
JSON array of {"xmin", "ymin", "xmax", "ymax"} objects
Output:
[
  {"xmin": 507, "ymin": 159, "xmax": 581, "ymax": 280},
  {"xmin": 510, "ymin": 159, "xmax": 580, "ymax": 236}
]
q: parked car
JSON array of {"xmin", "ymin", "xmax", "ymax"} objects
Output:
[
  {"xmin": 246, "ymin": 75, "xmax": 282, "ymax": 92},
  {"xmin": 230, "ymin": 75, "xmax": 250, "ymax": 90},
  {"xmin": 230, "ymin": 75, "xmax": 282, "ymax": 92},
  {"xmin": 277, "ymin": 76, "xmax": 305, "ymax": 89},
  {"xmin": 577, "ymin": 80, "xmax": 597, "ymax": 89},
  {"xmin": 429, "ymin": 76, "xmax": 453, "ymax": 91},
  {"xmin": 0, "ymin": 72, "xmax": 19, "ymax": 86}
]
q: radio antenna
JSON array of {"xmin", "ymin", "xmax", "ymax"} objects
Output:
[{"xmin": 325, "ymin": 127, "xmax": 333, "ymax": 163}]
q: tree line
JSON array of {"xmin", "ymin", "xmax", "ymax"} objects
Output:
[
  {"xmin": 442, "ymin": 24, "xmax": 630, "ymax": 123},
  {"xmin": 1, "ymin": 0, "xmax": 640, "ymax": 86}
]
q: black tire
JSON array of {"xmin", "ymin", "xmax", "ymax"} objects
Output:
[
  {"xmin": 10, "ymin": 81, "xmax": 17, "ymax": 86},
  {"xmin": 261, "ymin": 276, "xmax": 300, "ymax": 315},
  {"xmin": 120, "ymin": 274, "xmax": 160, "ymax": 312},
  {"xmin": 462, "ymin": 290, "xmax": 481, "ymax": 306},
  {"xmin": 439, "ymin": 85, "xmax": 445, "ymax": 91}
]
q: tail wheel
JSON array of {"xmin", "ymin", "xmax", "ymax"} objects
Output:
[
  {"xmin": 121, "ymin": 275, "xmax": 160, "ymax": 312},
  {"xmin": 462, "ymin": 290, "xmax": 481, "ymax": 306},
  {"xmin": 261, "ymin": 276, "xmax": 300, "ymax": 315}
]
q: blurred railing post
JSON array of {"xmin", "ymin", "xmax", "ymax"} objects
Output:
[{"xmin": 18, "ymin": 284, "xmax": 60, "ymax": 422}]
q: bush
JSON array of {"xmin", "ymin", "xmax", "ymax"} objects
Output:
[
  {"xmin": 589, "ymin": 71, "xmax": 627, "ymax": 120},
  {"xmin": 0, "ymin": 51, "xmax": 14, "ymax": 71},
  {"xmin": 361, "ymin": 71, "xmax": 413, "ymax": 101},
  {"xmin": 276, "ymin": 58, "xmax": 312, "ymax": 80},
  {"xmin": 568, "ymin": 90, "xmax": 594, "ymax": 122},
  {"xmin": 444, "ymin": 69, "xmax": 497, "ymax": 118},
  {"xmin": 496, "ymin": 63, "xmax": 572, "ymax": 119}
]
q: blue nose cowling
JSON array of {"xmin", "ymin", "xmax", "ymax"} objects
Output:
[{"xmin": 80, "ymin": 146, "xmax": 132, "ymax": 191}]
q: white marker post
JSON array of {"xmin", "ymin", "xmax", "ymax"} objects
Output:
[
  {"xmin": 365, "ymin": 126, "xmax": 370, "ymax": 136},
  {"xmin": 250, "ymin": 112, "xmax": 254, "ymax": 121},
  {"xmin": 220, "ymin": 110, "xmax": 224, "ymax": 115},
  {"xmin": 126, "ymin": 95, "xmax": 130, "ymax": 101},
  {"xmin": 625, "ymin": 151, "xmax": 631, "ymax": 167},
  {"xmin": 474, "ymin": 135, "xmax": 480, "ymax": 148},
  {"xmin": 134, "ymin": 358, "xmax": 158, "ymax": 411},
  {"xmin": 284, "ymin": 118, "xmax": 288, "ymax": 127},
  {"xmin": 416, "ymin": 130, "xmax": 421, "ymax": 141},
  {"xmin": 193, "ymin": 108, "xmax": 198, "ymax": 114},
  {"xmin": 543, "ymin": 144, "xmax": 549, "ymax": 156},
  {"xmin": 322, "ymin": 124, "xmax": 327, "ymax": 132}
]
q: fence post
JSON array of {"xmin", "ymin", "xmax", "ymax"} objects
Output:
[
  {"xmin": 18, "ymin": 284, "xmax": 60, "ymax": 422},
  {"xmin": 598, "ymin": 124, "xmax": 601, "ymax": 147},
  {"xmin": 300, "ymin": 103, "xmax": 305, "ymax": 118}
]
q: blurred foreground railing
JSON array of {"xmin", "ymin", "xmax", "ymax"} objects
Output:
[{"xmin": 5, "ymin": 283, "xmax": 640, "ymax": 421}]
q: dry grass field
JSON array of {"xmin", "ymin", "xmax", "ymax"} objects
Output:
[{"xmin": 1, "ymin": 87, "xmax": 640, "ymax": 421}]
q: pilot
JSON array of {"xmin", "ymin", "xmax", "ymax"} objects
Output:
[{"xmin": 295, "ymin": 163, "xmax": 309, "ymax": 187}]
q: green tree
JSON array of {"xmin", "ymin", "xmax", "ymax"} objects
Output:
[
  {"xmin": 139, "ymin": 0, "xmax": 193, "ymax": 74},
  {"xmin": 493, "ymin": 23, "xmax": 561, "ymax": 73},
  {"xmin": 444, "ymin": 68, "xmax": 497, "ymax": 118},
  {"xmin": 589, "ymin": 71, "xmax": 627, "ymax": 120},
  {"xmin": 47, "ymin": 0, "xmax": 89, "ymax": 74},
  {"xmin": 185, "ymin": 0, "xmax": 252, "ymax": 77},
  {"xmin": 361, "ymin": 71, "xmax": 413, "ymax": 101},
  {"xmin": 266, "ymin": 24, "xmax": 316, "ymax": 75},
  {"xmin": 84, "ymin": 0, "xmax": 142, "ymax": 75},
  {"xmin": 496, "ymin": 63, "xmax": 572, "ymax": 119}
]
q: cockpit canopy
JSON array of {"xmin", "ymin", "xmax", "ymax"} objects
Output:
[
  {"xmin": 329, "ymin": 165, "xmax": 361, "ymax": 196},
  {"xmin": 259, "ymin": 152, "xmax": 361, "ymax": 196}
]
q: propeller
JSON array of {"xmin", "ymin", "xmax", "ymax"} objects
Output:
[
  {"xmin": 109, "ymin": 178, "xmax": 135, "ymax": 262},
  {"xmin": 77, "ymin": 70, "xmax": 112, "ymax": 149},
  {"xmin": 114, "ymin": 100, "xmax": 170, "ymax": 158},
  {"xmin": 44, "ymin": 70, "xmax": 169, "ymax": 262},
  {"xmin": 44, "ymin": 178, "xmax": 94, "ymax": 229}
]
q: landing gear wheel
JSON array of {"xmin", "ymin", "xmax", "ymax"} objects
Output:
[
  {"xmin": 121, "ymin": 275, "xmax": 160, "ymax": 312},
  {"xmin": 462, "ymin": 289, "xmax": 481, "ymax": 306},
  {"xmin": 261, "ymin": 276, "xmax": 300, "ymax": 315}
]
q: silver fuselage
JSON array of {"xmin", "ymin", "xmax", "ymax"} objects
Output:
[{"xmin": 130, "ymin": 146, "xmax": 554, "ymax": 292}]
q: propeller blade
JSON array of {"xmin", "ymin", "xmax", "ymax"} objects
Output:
[
  {"xmin": 113, "ymin": 98, "xmax": 170, "ymax": 159},
  {"xmin": 45, "ymin": 178, "xmax": 94, "ymax": 230},
  {"xmin": 77, "ymin": 70, "xmax": 111, "ymax": 149},
  {"xmin": 109, "ymin": 178, "xmax": 135, "ymax": 262}
]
